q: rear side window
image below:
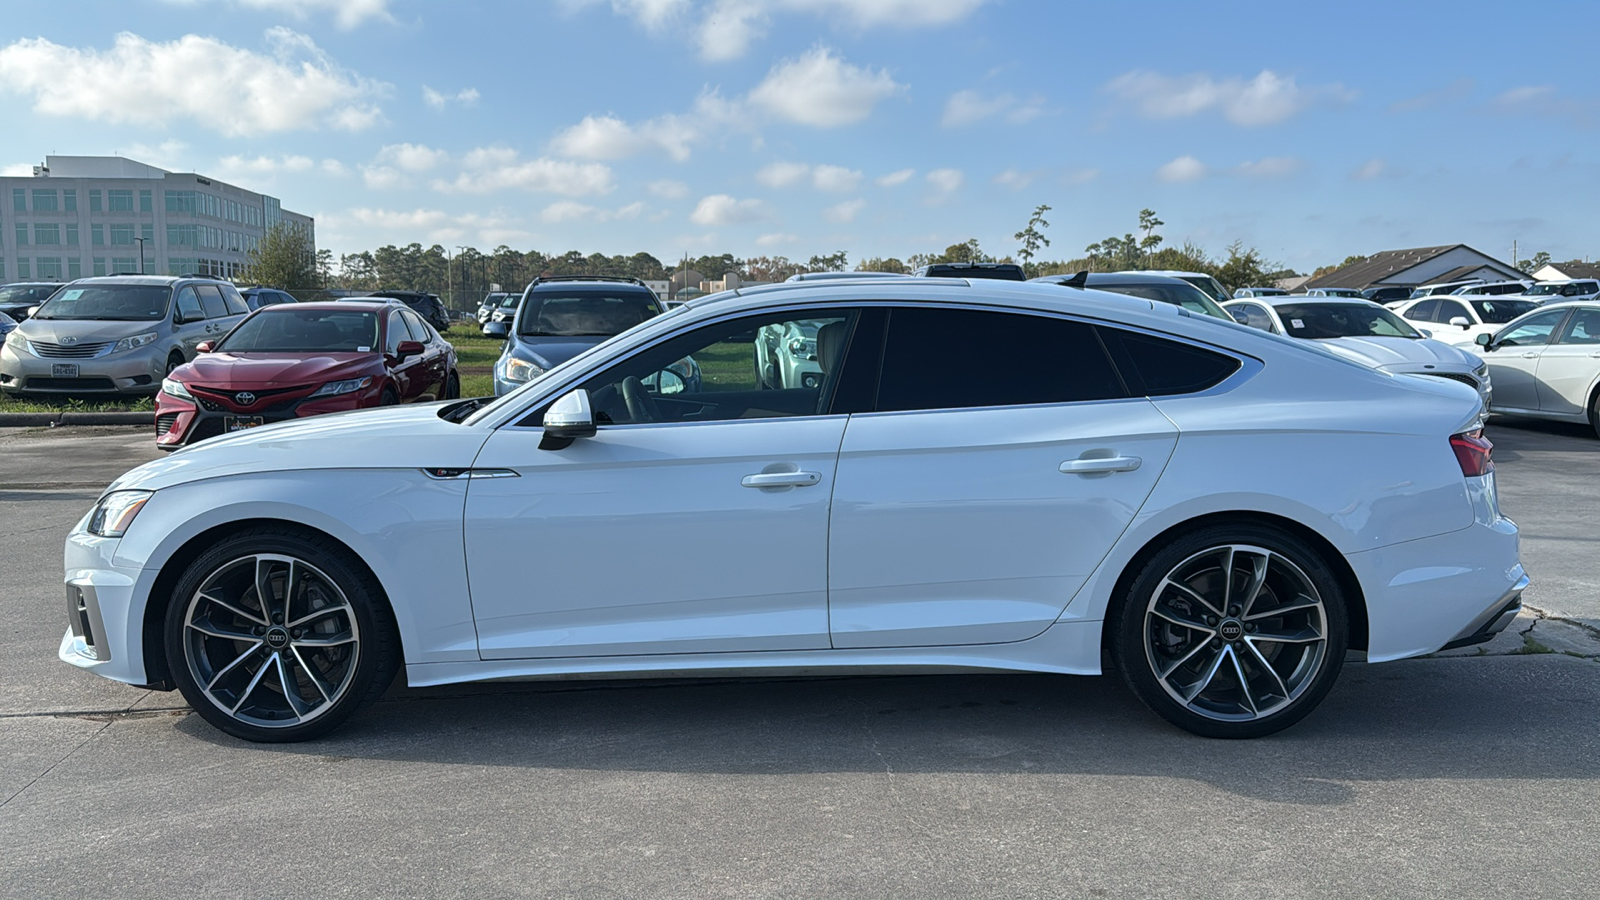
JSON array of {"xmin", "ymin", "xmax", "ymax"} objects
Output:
[
  {"xmin": 875, "ymin": 307, "xmax": 1125, "ymax": 412},
  {"xmin": 400, "ymin": 309, "xmax": 432, "ymax": 342},
  {"xmin": 1103, "ymin": 330, "xmax": 1242, "ymax": 396},
  {"xmin": 196, "ymin": 284, "xmax": 229, "ymax": 318},
  {"xmin": 220, "ymin": 283, "xmax": 249, "ymax": 315}
]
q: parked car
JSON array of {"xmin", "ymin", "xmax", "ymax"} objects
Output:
[
  {"xmin": 154, "ymin": 301, "xmax": 459, "ymax": 449},
  {"xmin": 1135, "ymin": 270, "xmax": 1231, "ymax": 305},
  {"xmin": 1032, "ymin": 272, "xmax": 1232, "ymax": 319},
  {"xmin": 238, "ymin": 287, "xmax": 299, "ymax": 311},
  {"xmin": 1361, "ymin": 285, "xmax": 1414, "ymax": 306},
  {"xmin": 1521, "ymin": 279, "xmax": 1600, "ymax": 305},
  {"xmin": 914, "ymin": 262, "xmax": 1026, "ymax": 281},
  {"xmin": 493, "ymin": 276, "xmax": 665, "ymax": 395},
  {"xmin": 62, "ymin": 279, "xmax": 1526, "ymax": 743},
  {"xmin": 1392, "ymin": 295, "xmax": 1539, "ymax": 346},
  {"xmin": 1452, "ymin": 281, "xmax": 1532, "ymax": 297},
  {"xmin": 1408, "ymin": 280, "xmax": 1481, "ymax": 299},
  {"xmin": 0, "ymin": 281, "xmax": 63, "ymax": 321},
  {"xmin": 351, "ymin": 290, "xmax": 451, "ymax": 332},
  {"xmin": 786, "ymin": 271, "xmax": 910, "ymax": 282},
  {"xmin": 754, "ymin": 317, "xmax": 830, "ymax": 389},
  {"xmin": 1469, "ymin": 301, "xmax": 1600, "ymax": 437},
  {"xmin": 478, "ymin": 292, "xmax": 515, "ymax": 324},
  {"xmin": 482, "ymin": 291, "xmax": 523, "ymax": 337},
  {"xmin": 0, "ymin": 310, "xmax": 16, "ymax": 338},
  {"xmin": 1223, "ymin": 296, "xmax": 1490, "ymax": 407},
  {"xmin": 0, "ymin": 275, "xmax": 248, "ymax": 397},
  {"xmin": 1304, "ymin": 288, "xmax": 1364, "ymax": 298},
  {"xmin": 1232, "ymin": 287, "xmax": 1288, "ymax": 299}
]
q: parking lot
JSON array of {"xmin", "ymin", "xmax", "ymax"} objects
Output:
[{"xmin": 2, "ymin": 421, "xmax": 1597, "ymax": 899}]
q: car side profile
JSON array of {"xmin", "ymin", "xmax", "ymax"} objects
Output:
[
  {"xmin": 1394, "ymin": 295, "xmax": 1539, "ymax": 346},
  {"xmin": 1469, "ymin": 300, "xmax": 1600, "ymax": 437},
  {"xmin": 238, "ymin": 287, "xmax": 300, "ymax": 310},
  {"xmin": 1521, "ymin": 279, "xmax": 1600, "ymax": 305},
  {"xmin": 61, "ymin": 279, "xmax": 1525, "ymax": 743}
]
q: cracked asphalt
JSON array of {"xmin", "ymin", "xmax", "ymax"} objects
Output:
[{"xmin": 1, "ymin": 422, "xmax": 1597, "ymax": 899}]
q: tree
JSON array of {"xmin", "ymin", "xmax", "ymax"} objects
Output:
[
  {"xmin": 856, "ymin": 256, "xmax": 909, "ymax": 274},
  {"xmin": 1214, "ymin": 241, "xmax": 1274, "ymax": 291},
  {"xmin": 1013, "ymin": 204, "xmax": 1052, "ymax": 277},
  {"xmin": 1311, "ymin": 254, "xmax": 1368, "ymax": 279},
  {"xmin": 1517, "ymin": 251, "xmax": 1551, "ymax": 274},
  {"xmin": 806, "ymin": 250, "xmax": 849, "ymax": 272},
  {"xmin": 242, "ymin": 221, "xmax": 318, "ymax": 290},
  {"xmin": 744, "ymin": 255, "xmax": 805, "ymax": 282},
  {"xmin": 1137, "ymin": 208, "xmax": 1164, "ymax": 253}
]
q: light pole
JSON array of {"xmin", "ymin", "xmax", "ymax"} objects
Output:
[
  {"xmin": 455, "ymin": 245, "xmax": 468, "ymax": 312},
  {"xmin": 132, "ymin": 237, "xmax": 146, "ymax": 274}
]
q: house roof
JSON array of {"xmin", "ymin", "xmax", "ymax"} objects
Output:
[
  {"xmin": 1429, "ymin": 264, "xmax": 1499, "ymax": 285},
  {"xmin": 1543, "ymin": 261, "xmax": 1600, "ymax": 280},
  {"xmin": 1304, "ymin": 245, "xmax": 1459, "ymax": 289}
]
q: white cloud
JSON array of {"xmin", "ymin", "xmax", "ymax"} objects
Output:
[
  {"xmin": 811, "ymin": 164, "xmax": 862, "ymax": 193},
  {"xmin": 325, "ymin": 207, "xmax": 523, "ymax": 245},
  {"xmin": 599, "ymin": 0, "xmax": 988, "ymax": 60},
  {"xmin": 690, "ymin": 194, "xmax": 767, "ymax": 225},
  {"xmin": 1060, "ymin": 168, "xmax": 1099, "ymax": 186},
  {"xmin": 756, "ymin": 232, "xmax": 798, "ymax": 246},
  {"xmin": 174, "ymin": 0, "xmax": 396, "ymax": 29},
  {"xmin": 0, "ymin": 29, "xmax": 386, "ymax": 136},
  {"xmin": 823, "ymin": 198, "xmax": 866, "ymax": 223},
  {"xmin": 1235, "ymin": 156, "xmax": 1302, "ymax": 178},
  {"xmin": 1352, "ymin": 158, "xmax": 1387, "ymax": 180},
  {"xmin": 377, "ymin": 143, "xmax": 448, "ymax": 172},
  {"xmin": 992, "ymin": 168, "xmax": 1037, "ymax": 190},
  {"xmin": 941, "ymin": 89, "xmax": 1047, "ymax": 128},
  {"xmin": 321, "ymin": 158, "xmax": 348, "ymax": 176},
  {"xmin": 649, "ymin": 179, "xmax": 690, "ymax": 198},
  {"xmin": 1, "ymin": 163, "xmax": 35, "ymax": 176},
  {"xmin": 550, "ymin": 112, "xmax": 697, "ymax": 161},
  {"xmin": 1105, "ymin": 69, "xmax": 1354, "ymax": 126},
  {"xmin": 611, "ymin": 0, "xmax": 693, "ymax": 29},
  {"xmin": 926, "ymin": 168, "xmax": 963, "ymax": 192},
  {"xmin": 422, "ymin": 86, "xmax": 479, "ymax": 110},
  {"xmin": 117, "ymin": 140, "xmax": 191, "ymax": 171},
  {"xmin": 1156, "ymin": 155, "xmax": 1207, "ymax": 182},
  {"xmin": 698, "ymin": 0, "xmax": 767, "ymax": 61},
  {"xmin": 435, "ymin": 147, "xmax": 615, "ymax": 196},
  {"xmin": 748, "ymin": 46, "xmax": 903, "ymax": 127},
  {"xmin": 217, "ymin": 154, "xmax": 316, "ymax": 175},
  {"xmin": 539, "ymin": 200, "xmax": 648, "ymax": 223},
  {"xmin": 876, "ymin": 167, "xmax": 914, "ymax": 187},
  {"xmin": 362, "ymin": 166, "xmax": 404, "ymax": 190},
  {"xmin": 756, "ymin": 161, "xmax": 812, "ymax": 187},
  {"xmin": 756, "ymin": 161, "xmax": 862, "ymax": 192}
]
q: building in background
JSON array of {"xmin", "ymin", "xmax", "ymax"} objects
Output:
[
  {"xmin": 1304, "ymin": 244, "xmax": 1522, "ymax": 292},
  {"xmin": 0, "ymin": 155, "xmax": 313, "ymax": 284},
  {"xmin": 1530, "ymin": 261, "xmax": 1600, "ymax": 282}
]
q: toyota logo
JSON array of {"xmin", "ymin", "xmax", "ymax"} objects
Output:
[
  {"xmin": 59, "ymin": 336, "xmax": 77, "ymax": 345},
  {"xmin": 235, "ymin": 391, "xmax": 257, "ymax": 406}
]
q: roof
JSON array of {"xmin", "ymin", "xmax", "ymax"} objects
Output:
[
  {"xmin": 1427, "ymin": 266, "xmax": 1493, "ymax": 286},
  {"xmin": 1304, "ymin": 245, "xmax": 1461, "ymax": 290},
  {"xmin": 1542, "ymin": 262, "xmax": 1600, "ymax": 280}
]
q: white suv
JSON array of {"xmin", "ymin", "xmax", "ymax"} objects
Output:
[{"xmin": 1522, "ymin": 279, "xmax": 1600, "ymax": 304}]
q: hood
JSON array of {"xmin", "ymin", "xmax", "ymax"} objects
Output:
[
  {"xmin": 106, "ymin": 402, "xmax": 492, "ymax": 494},
  {"xmin": 510, "ymin": 335, "xmax": 609, "ymax": 369},
  {"xmin": 19, "ymin": 317, "xmax": 165, "ymax": 345},
  {"xmin": 178, "ymin": 351, "xmax": 380, "ymax": 387},
  {"xmin": 1314, "ymin": 336, "xmax": 1476, "ymax": 370}
]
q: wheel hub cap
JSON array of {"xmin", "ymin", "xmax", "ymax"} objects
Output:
[
  {"xmin": 264, "ymin": 626, "xmax": 290, "ymax": 650},
  {"xmin": 1218, "ymin": 619, "xmax": 1244, "ymax": 642}
]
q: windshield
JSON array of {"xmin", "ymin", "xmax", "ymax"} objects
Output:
[
  {"xmin": 517, "ymin": 291, "xmax": 660, "ymax": 337},
  {"xmin": 1524, "ymin": 284, "xmax": 1566, "ymax": 296},
  {"xmin": 0, "ymin": 284, "xmax": 60, "ymax": 306},
  {"xmin": 500, "ymin": 294, "xmax": 521, "ymax": 309},
  {"xmin": 217, "ymin": 308, "xmax": 379, "ymax": 352},
  {"xmin": 1097, "ymin": 282, "xmax": 1231, "ymax": 319},
  {"xmin": 1472, "ymin": 299, "xmax": 1536, "ymax": 323},
  {"xmin": 1175, "ymin": 275, "xmax": 1230, "ymax": 304},
  {"xmin": 1272, "ymin": 303, "xmax": 1421, "ymax": 339},
  {"xmin": 33, "ymin": 284, "xmax": 171, "ymax": 321}
]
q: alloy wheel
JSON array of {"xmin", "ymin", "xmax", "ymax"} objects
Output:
[
  {"xmin": 1142, "ymin": 544, "xmax": 1328, "ymax": 722},
  {"xmin": 180, "ymin": 553, "xmax": 362, "ymax": 729}
]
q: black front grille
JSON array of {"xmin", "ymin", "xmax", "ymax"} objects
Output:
[
  {"xmin": 1423, "ymin": 372, "xmax": 1479, "ymax": 389},
  {"xmin": 190, "ymin": 417, "xmax": 226, "ymax": 442},
  {"xmin": 24, "ymin": 376, "xmax": 117, "ymax": 391},
  {"xmin": 156, "ymin": 413, "xmax": 179, "ymax": 435}
]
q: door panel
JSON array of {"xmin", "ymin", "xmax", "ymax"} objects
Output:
[
  {"xmin": 465, "ymin": 417, "xmax": 847, "ymax": 659},
  {"xmin": 827, "ymin": 400, "xmax": 1178, "ymax": 648},
  {"xmin": 1487, "ymin": 310, "xmax": 1567, "ymax": 411},
  {"xmin": 1537, "ymin": 308, "xmax": 1600, "ymax": 414}
]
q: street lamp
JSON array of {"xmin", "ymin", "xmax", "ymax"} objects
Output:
[
  {"xmin": 454, "ymin": 245, "xmax": 468, "ymax": 312},
  {"xmin": 132, "ymin": 237, "xmax": 146, "ymax": 274}
]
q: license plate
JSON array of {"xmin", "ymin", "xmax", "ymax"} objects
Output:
[
  {"xmin": 51, "ymin": 363, "xmax": 78, "ymax": 377},
  {"xmin": 224, "ymin": 416, "xmax": 265, "ymax": 432}
]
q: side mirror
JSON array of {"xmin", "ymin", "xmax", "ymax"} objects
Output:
[
  {"xmin": 1418, "ymin": 328, "xmax": 1433, "ymax": 338},
  {"xmin": 540, "ymin": 388, "xmax": 596, "ymax": 450},
  {"xmin": 1474, "ymin": 332, "xmax": 1493, "ymax": 349},
  {"xmin": 196, "ymin": 340, "xmax": 215, "ymax": 353},
  {"xmin": 1228, "ymin": 308, "xmax": 1250, "ymax": 324},
  {"xmin": 395, "ymin": 339, "xmax": 425, "ymax": 360},
  {"xmin": 1449, "ymin": 316, "xmax": 1471, "ymax": 329},
  {"xmin": 482, "ymin": 321, "xmax": 508, "ymax": 339},
  {"xmin": 172, "ymin": 311, "xmax": 187, "ymax": 325}
]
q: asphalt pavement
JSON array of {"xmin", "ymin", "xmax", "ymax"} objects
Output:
[{"xmin": 1, "ymin": 421, "xmax": 1596, "ymax": 899}]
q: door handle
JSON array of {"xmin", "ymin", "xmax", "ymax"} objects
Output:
[
  {"xmin": 1060, "ymin": 456, "xmax": 1142, "ymax": 475},
  {"xmin": 1521, "ymin": 352, "xmax": 1540, "ymax": 358},
  {"xmin": 741, "ymin": 471, "xmax": 821, "ymax": 488}
]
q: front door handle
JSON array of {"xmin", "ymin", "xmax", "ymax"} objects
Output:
[
  {"xmin": 741, "ymin": 471, "xmax": 821, "ymax": 488},
  {"xmin": 1060, "ymin": 456, "xmax": 1142, "ymax": 475},
  {"xmin": 1521, "ymin": 352, "xmax": 1540, "ymax": 358}
]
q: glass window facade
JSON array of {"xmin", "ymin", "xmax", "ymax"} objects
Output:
[
  {"xmin": 12, "ymin": 188, "xmax": 25, "ymax": 212},
  {"xmin": 108, "ymin": 189, "xmax": 134, "ymax": 212},
  {"xmin": 89, "ymin": 190, "xmax": 102, "ymax": 212},
  {"xmin": 65, "ymin": 223, "xmax": 78, "ymax": 246},
  {"xmin": 17, "ymin": 258, "xmax": 29, "ymax": 278},
  {"xmin": 92, "ymin": 224, "xmax": 104, "ymax": 246},
  {"xmin": 35, "ymin": 257, "xmax": 62, "ymax": 280},
  {"xmin": 110, "ymin": 223, "xmax": 134, "ymax": 245},
  {"xmin": 31, "ymin": 189, "xmax": 57, "ymax": 212},
  {"xmin": 68, "ymin": 258, "xmax": 81, "ymax": 279},
  {"xmin": 14, "ymin": 223, "xmax": 27, "ymax": 246},
  {"xmin": 139, "ymin": 189, "xmax": 152, "ymax": 212},
  {"xmin": 93, "ymin": 257, "xmax": 107, "ymax": 277},
  {"xmin": 63, "ymin": 189, "xmax": 76, "ymax": 212},
  {"xmin": 34, "ymin": 223, "xmax": 60, "ymax": 245}
]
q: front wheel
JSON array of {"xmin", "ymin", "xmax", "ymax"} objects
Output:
[
  {"xmin": 163, "ymin": 527, "xmax": 400, "ymax": 742},
  {"xmin": 445, "ymin": 371, "xmax": 461, "ymax": 400},
  {"xmin": 1589, "ymin": 389, "xmax": 1600, "ymax": 440},
  {"xmin": 1110, "ymin": 524, "xmax": 1348, "ymax": 739}
]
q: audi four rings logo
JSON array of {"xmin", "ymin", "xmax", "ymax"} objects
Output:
[{"xmin": 235, "ymin": 391, "xmax": 257, "ymax": 405}]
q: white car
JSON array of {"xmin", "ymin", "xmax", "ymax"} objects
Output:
[
  {"xmin": 1304, "ymin": 288, "xmax": 1364, "ymax": 298},
  {"xmin": 1223, "ymin": 296, "xmax": 1491, "ymax": 407},
  {"xmin": 60, "ymin": 280, "xmax": 1526, "ymax": 743},
  {"xmin": 1520, "ymin": 279, "xmax": 1600, "ymax": 305},
  {"xmin": 1392, "ymin": 295, "xmax": 1539, "ymax": 346},
  {"xmin": 1452, "ymin": 281, "xmax": 1532, "ymax": 297},
  {"xmin": 1469, "ymin": 300, "xmax": 1600, "ymax": 437}
]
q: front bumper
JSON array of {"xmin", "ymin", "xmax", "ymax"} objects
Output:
[
  {"xmin": 60, "ymin": 528, "xmax": 159, "ymax": 687},
  {"xmin": 155, "ymin": 385, "xmax": 377, "ymax": 448},
  {"xmin": 1, "ymin": 343, "xmax": 166, "ymax": 395}
]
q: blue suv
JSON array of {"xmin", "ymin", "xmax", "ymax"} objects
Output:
[{"xmin": 493, "ymin": 276, "xmax": 666, "ymax": 396}]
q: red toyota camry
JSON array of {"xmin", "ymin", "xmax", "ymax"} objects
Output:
[{"xmin": 155, "ymin": 300, "xmax": 459, "ymax": 449}]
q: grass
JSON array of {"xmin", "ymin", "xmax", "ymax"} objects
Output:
[{"xmin": 0, "ymin": 392, "xmax": 155, "ymax": 414}]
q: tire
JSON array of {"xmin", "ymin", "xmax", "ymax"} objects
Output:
[
  {"xmin": 163, "ymin": 526, "xmax": 400, "ymax": 742},
  {"xmin": 165, "ymin": 352, "xmax": 185, "ymax": 376},
  {"xmin": 380, "ymin": 387, "xmax": 399, "ymax": 406},
  {"xmin": 1109, "ymin": 523, "xmax": 1349, "ymax": 739},
  {"xmin": 445, "ymin": 371, "xmax": 461, "ymax": 400},
  {"xmin": 1589, "ymin": 389, "xmax": 1600, "ymax": 440}
]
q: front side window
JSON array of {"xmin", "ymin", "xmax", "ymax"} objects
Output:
[
  {"xmin": 219, "ymin": 308, "xmax": 378, "ymax": 353},
  {"xmin": 1557, "ymin": 309, "xmax": 1600, "ymax": 345},
  {"xmin": 175, "ymin": 287, "xmax": 205, "ymax": 321},
  {"xmin": 572, "ymin": 309, "xmax": 859, "ymax": 426},
  {"xmin": 34, "ymin": 284, "xmax": 173, "ymax": 321},
  {"xmin": 384, "ymin": 310, "xmax": 407, "ymax": 355},
  {"xmin": 876, "ymin": 307, "xmax": 1124, "ymax": 413},
  {"xmin": 1406, "ymin": 299, "xmax": 1440, "ymax": 322},
  {"xmin": 1495, "ymin": 310, "xmax": 1568, "ymax": 347},
  {"xmin": 1436, "ymin": 300, "xmax": 1472, "ymax": 323},
  {"xmin": 1234, "ymin": 303, "xmax": 1276, "ymax": 332},
  {"xmin": 517, "ymin": 290, "xmax": 660, "ymax": 337},
  {"xmin": 1271, "ymin": 303, "xmax": 1421, "ymax": 339}
]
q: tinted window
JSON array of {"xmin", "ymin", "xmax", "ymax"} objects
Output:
[
  {"xmin": 1435, "ymin": 300, "xmax": 1471, "ymax": 323},
  {"xmin": 196, "ymin": 284, "xmax": 229, "ymax": 318},
  {"xmin": 1406, "ymin": 299, "xmax": 1440, "ymax": 322},
  {"xmin": 218, "ymin": 309, "xmax": 379, "ymax": 352},
  {"xmin": 1472, "ymin": 299, "xmax": 1536, "ymax": 324},
  {"xmin": 1236, "ymin": 303, "xmax": 1275, "ymax": 332},
  {"xmin": 1558, "ymin": 308, "xmax": 1600, "ymax": 345},
  {"xmin": 399, "ymin": 309, "xmax": 431, "ymax": 342},
  {"xmin": 518, "ymin": 290, "xmax": 660, "ymax": 337},
  {"xmin": 219, "ymin": 283, "xmax": 250, "ymax": 315},
  {"xmin": 876, "ymin": 308, "xmax": 1124, "ymax": 412},
  {"xmin": 35, "ymin": 284, "xmax": 173, "ymax": 321},
  {"xmin": 385, "ymin": 311, "xmax": 407, "ymax": 354},
  {"xmin": 1105, "ymin": 330, "xmax": 1241, "ymax": 396},
  {"xmin": 1271, "ymin": 303, "xmax": 1420, "ymax": 339},
  {"xmin": 175, "ymin": 287, "xmax": 205, "ymax": 321}
]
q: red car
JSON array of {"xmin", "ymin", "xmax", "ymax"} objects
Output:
[{"xmin": 155, "ymin": 300, "xmax": 459, "ymax": 449}]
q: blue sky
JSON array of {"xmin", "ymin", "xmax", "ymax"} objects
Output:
[{"xmin": 1, "ymin": 0, "xmax": 1595, "ymax": 274}]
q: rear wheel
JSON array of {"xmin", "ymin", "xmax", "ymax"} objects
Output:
[
  {"xmin": 165, "ymin": 352, "xmax": 185, "ymax": 375},
  {"xmin": 1589, "ymin": 389, "xmax": 1600, "ymax": 440},
  {"xmin": 163, "ymin": 527, "xmax": 400, "ymax": 742},
  {"xmin": 380, "ymin": 387, "xmax": 399, "ymax": 406},
  {"xmin": 1110, "ymin": 523, "xmax": 1348, "ymax": 738},
  {"xmin": 445, "ymin": 371, "xmax": 461, "ymax": 400}
]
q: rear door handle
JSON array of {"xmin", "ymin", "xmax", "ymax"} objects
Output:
[
  {"xmin": 741, "ymin": 471, "xmax": 821, "ymax": 488},
  {"xmin": 1060, "ymin": 456, "xmax": 1142, "ymax": 475}
]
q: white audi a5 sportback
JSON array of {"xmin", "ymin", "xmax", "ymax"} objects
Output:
[{"xmin": 61, "ymin": 278, "xmax": 1527, "ymax": 742}]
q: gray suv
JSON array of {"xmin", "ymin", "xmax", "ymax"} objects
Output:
[{"xmin": 0, "ymin": 275, "xmax": 249, "ymax": 397}]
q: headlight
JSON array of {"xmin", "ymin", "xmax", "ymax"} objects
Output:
[
  {"xmin": 787, "ymin": 337, "xmax": 817, "ymax": 360},
  {"xmin": 113, "ymin": 332, "xmax": 160, "ymax": 353},
  {"xmin": 504, "ymin": 358, "xmax": 543, "ymax": 383},
  {"xmin": 160, "ymin": 378, "xmax": 194, "ymax": 401},
  {"xmin": 87, "ymin": 490, "xmax": 153, "ymax": 538},
  {"xmin": 309, "ymin": 376, "xmax": 373, "ymax": 397},
  {"xmin": 1473, "ymin": 359, "xmax": 1488, "ymax": 376},
  {"xmin": 4, "ymin": 330, "xmax": 29, "ymax": 353}
]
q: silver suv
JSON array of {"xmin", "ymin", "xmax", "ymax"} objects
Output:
[{"xmin": 0, "ymin": 275, "xmax": 248, "ymax": 397}]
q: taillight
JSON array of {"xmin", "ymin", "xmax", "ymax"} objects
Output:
[{"xmin": 1450, "ymin": 429, "xmax": 1493, "ymax": 477}]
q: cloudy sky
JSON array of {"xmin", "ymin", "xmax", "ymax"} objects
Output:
[{"xmin": 2, "ymin": 0, "xmax": 1595, "ymax": 273}]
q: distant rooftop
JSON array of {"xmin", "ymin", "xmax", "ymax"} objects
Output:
[{"xmin": 35, "ymin": 155, "xmax": 172, "ymax": 179}]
